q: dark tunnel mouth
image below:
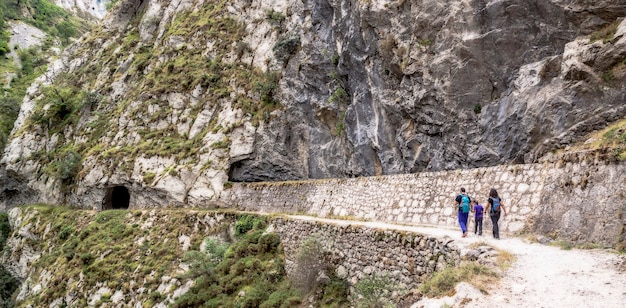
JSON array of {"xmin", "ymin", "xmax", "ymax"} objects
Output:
[{"xmin": 103, "ymin": 186, "xmax": 130, "ymax": 210}]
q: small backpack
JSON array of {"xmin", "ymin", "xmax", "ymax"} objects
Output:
[
  {"xmin": 461, "ymin": 194, "xmax": 470, "ymax": 213},
  {"xmin": 491, "ymin": 197, "xmax": 501, "ymax": 213}
]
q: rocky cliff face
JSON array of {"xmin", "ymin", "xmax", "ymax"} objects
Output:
[
  {"xmin": 53, "ymin": 0, "xmax": 109, "ymax": 19},
  {"xmin": 1, "ymin": 0, "xmax": 625, "ymax": 209}
]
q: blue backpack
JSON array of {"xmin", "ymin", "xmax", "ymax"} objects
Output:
[
  {"xmin": 460, "ymin": 194, "xmax": 470, "ymax": 213},
  {"xmin": 491, "ymin": 197, "xmax": 501, "ymax": 213}
]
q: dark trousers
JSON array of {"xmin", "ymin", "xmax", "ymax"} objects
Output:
[
  {"xmin": 474, "ymin": 217, "xmax": 483, "ymax": 235},
  {"xmin": 490, "ymin": 211, "xmax": 501, "ymax": 239}
]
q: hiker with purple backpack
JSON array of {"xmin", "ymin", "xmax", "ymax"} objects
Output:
[{"xmin": 471, "ymin": 200, "xmax": 484, "ymax": 236}]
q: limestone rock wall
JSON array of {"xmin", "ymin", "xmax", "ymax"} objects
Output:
[
  {"xmin": 222, "ymin": 155, "xmax": 626, "ymax": 247},
  {"xmin": 53, "ymin": 0, "xmax": 108, "ymax": 19},
  {"xmin": 2, "ymin": 0, "xmax": 626, "ymax": 211}
]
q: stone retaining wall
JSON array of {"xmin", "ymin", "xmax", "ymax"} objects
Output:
[
  {"xmin": 271, "ymin": 218, "xmax": 459, "ymax": 291},
  {"xmin": 221, "ymin": 156, "xmax": 626, "ymax": 247}
]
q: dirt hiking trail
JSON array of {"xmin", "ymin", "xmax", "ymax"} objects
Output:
[{"xmin": 288, "ymin": 215, "xmax": 626, "ymax": 308}]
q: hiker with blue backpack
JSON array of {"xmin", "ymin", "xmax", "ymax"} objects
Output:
[
  {"xmin": 455, "ymin": 187, "xmax": 471, "ymax": 238},
  {"xmin": 487, "ymin": 188, "xmax": 508, "ymax": 239}
]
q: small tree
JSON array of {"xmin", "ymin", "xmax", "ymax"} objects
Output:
[
  {"xmin": 353, "ymin": 274, "xmax": 397, "ymax": 308},
  {"xmin": 292, "ymin": 235, "xmax": 327, "ymax": 294}
]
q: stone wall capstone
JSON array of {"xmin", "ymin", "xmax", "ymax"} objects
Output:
[{"xmin": 221, "ymin": 157, "xmax": 626, "ymax": 248}]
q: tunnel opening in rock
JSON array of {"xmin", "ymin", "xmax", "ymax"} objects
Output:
[
  {"xmin": 228, "ymin": 161, "xmax": 245, "ymax": 182},
  {"xmin": 103, "ymin": 186, "xmax": 130, "ymax": 210}
]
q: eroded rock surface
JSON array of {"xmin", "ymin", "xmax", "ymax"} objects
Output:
[{"xmin": 1, "ymin": 0, "xmax": 625, "ymax": 208}]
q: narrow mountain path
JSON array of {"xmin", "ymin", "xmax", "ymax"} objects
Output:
[{"xmin": 286, "ymin": 215, "xmax": 626, "ymax": 308}]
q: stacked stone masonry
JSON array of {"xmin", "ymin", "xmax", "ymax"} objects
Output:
[
  {"xmin": 222, "ymin": 157, "xmax": 626, "ymax": 247},
  {"xmin": 271, "ymin": 218, "xmax": 460, "ymax": 291}
]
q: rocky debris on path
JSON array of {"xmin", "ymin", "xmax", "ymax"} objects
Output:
[
  {"xmin": 461, "ymin": 244, "xmax": 499, "ymax": 263},
  {"xmin": 405, "ymin": 244, "xmax": 505, "ymax": 308},
  {"xmin": 613, "ymin": 254, "xmax": 626, "ymax": 273},
  {"xmin": 410, "ymin": 282, "xmax": 485, "ymax": 308}
]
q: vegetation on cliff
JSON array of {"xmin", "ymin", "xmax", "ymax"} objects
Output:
[
  {"xmin": 0, "ymin": 213, "xmax": 19, "ymax": 308},
  {"xmin": 0, "ymin": 0, "xmax": 86, "ymax": 150},
  {"xmin": 2, "ymin": 207, "xmax": 354, "ymax": 307},
  {"xmin": 20, "ymin": 0, "xmax": 286, "ymax": 191},
  {"xmin": 564, "ymin": 118, "xmax": 626, "ymax": 160}
]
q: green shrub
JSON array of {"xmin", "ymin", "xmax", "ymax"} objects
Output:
[
  {"xmin": 589, "ymin": 20, "xmax": 620, "ymax": 43},
  {"xmin": 0, "ymin": 30, "xmax": 9, "ymax": 55},
  {"xmin": 419, "ymin": 38, "xmax": 432, "ymax": 46},
  {"xmin": 260, "ymin": 287, "xmax": 301, "ymax": 308},
  {"xmin": 30, "ymin": 86, "xmax": 85, "ymax": 128},
  {"xmin": 331, "ymin": 54, "xmax": 340, "ymax": 66},
  {"xmin": 0, "ymin": 212, "xmax": 18, "ymax": 305},
  {"xmin": 328, "ymin": 87, "xmax": 349, "ymax": 105},
  {"xmin": 353, "ymin": 274, "xmax": 396, "ymax": 307},
  {"xmin": 58, "ymin": 225, "xmax": 74, "ymax": 240},
  {"xmin": 105, "ymin": 0, "xmax": 120, "ymax": 10},
  {"xmin": 335, "ymin": 111, "xmax": 346, "ymax": 136},
  {"xmin": 419, "ymin": 263, "xmax": 497, "ymax": 298},
  {"xmin": 0, "ymin": 213, "xmax": 10, "ymax": 248},
  {"xmin": 234, "ymin": 215, "xmax": 266, "ymax": 236},
  {"xmin": 551, "ymin": 240, "xmax": 573, "ymax": 250},
  {"xmin": 78, "ymin": 252, "xmax": 94, "ymax": 265},
  {"xmin": 265, "ymin": 9, "xmax": 286, "ymax": 25},
  {"xmin": 0, "ymin": 266, "xmax": 19, "ymax": 307},
  {"xmin": 95, "ymin": 209, "xmax": 125, "ymax": 223},
  {"xmin": 237, "ymin": 286, "xmax": 268, "ymax": 308},
  {"xmin": 142, "ymin": 172, "xmax": 156, "ymax": 184},
  {"xmin": 0, "ymin": 97, "xmax": 19, "ymax": 149},
  {"xmin": 318, "ymin": 274, "xmax": 350, "ymax": 307},
  {"xmin": 181, "ymin": 250, "xmax": 217, "ymax": 283},
  {"xmin": 203, "ymin": 237, "xmax": 230, "ymax": 263},
  {"xmin": 173, "ymin": 218, "xmax": 304, "ymax": 308},
  {"xmin": 273, "ymin": 36, "xmax": 300, "ymax": 62},
  {"xmin": 254, "ymin": 71, "xmax": 280, "ymax": 105},
  {"xmin": 149, "ymin": 291, "xmax": 165, "ymax": 302},
  {"xmin": 55, "ymin": 20, "xmax": 77, "ymax": 43},
  {"xmin": 474, "ymin": 104, "xmax": 482, "ymax": 114},
  {"xmin": 44, "ymin": 152, "xmax": 79, "ymax": 188},
  {"xmin": 602, "ymin": 70, "xmax": 614, "ymax": 82},
  {"xmin": 19, "ymin": 48, "xmax": 46, "ymax": 76}
]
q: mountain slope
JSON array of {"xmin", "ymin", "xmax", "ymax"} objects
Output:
[{"xmin": 1, "ymin": 0, "xmax": 625, "ymax": 209}]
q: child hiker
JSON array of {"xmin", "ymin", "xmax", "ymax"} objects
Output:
[{"xmin": 471, "ymin": 200, "xmax": 484, "ymax": 236}]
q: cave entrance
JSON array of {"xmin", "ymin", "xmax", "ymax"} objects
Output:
[{"xmin": 103, "ymin": 186, "xmax": 130, "ymax": 210}]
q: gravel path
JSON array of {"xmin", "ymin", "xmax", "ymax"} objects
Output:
[
  {"xmin": 458, "ymin": 235, "xmax": 626, "ymax": 308},
  {"xmin": 288, "ymin": 215, "xmax": 626, "ymax": 308}
]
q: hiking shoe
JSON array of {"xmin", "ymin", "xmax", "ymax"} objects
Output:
[{"xmin": 462, "ymin": 232, "xmax": 468, "ymax": 238}]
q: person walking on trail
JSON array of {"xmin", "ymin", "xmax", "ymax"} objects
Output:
[
  {"xmin": 471, "ymin": 200, "xmax": 484, "ymax": 236},
  {"xmin": 487, "ymin": 188, "xmax": 507, "ymax": 239},
  {"xmin": 455, "ymin": 188, "xmax": 471, "ymax": 238}
]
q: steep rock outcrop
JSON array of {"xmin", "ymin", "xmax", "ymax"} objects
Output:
[
  {"xmin": 53, "ymin": 0, "xmax": 109, "ymax": 19},
  {"xmin": 1, "ymin": 0, "xmax": 625, "ymax": 209}
]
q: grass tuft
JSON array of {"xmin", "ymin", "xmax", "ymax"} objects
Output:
[{"xmin": 419, "ymin": 263, "xmax": 499, "ymax": 298}]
